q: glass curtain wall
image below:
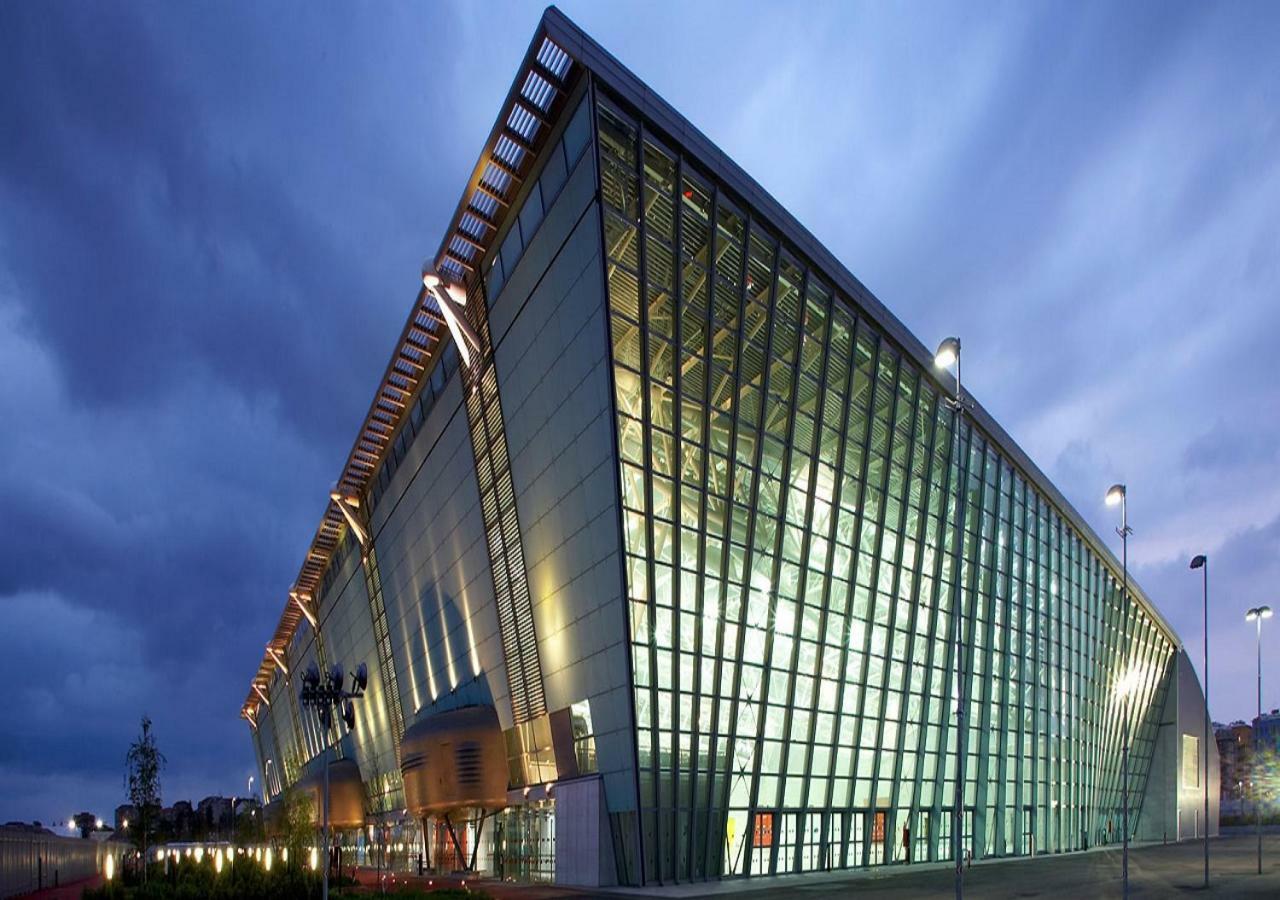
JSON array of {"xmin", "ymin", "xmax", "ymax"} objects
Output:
[{"xmin": 594, "ymin": 91, "xmax": 1174, "ymax": 883}]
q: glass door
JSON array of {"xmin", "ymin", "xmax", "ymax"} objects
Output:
[
  {"xmin": 936, "ymin": 809, "xmax": 953, "ymax": 861},
  {"xmin": 870, "ymin": 810, "xmax": 887, "ymax": 865},
  {"xmin": 801, "ymin": 812, "xmax": 822, "ymax": 872},
  {"xmin": 850, "ymin": 811, "xmax": 866, "ymax": 867},
  {"xmin": 749, "ymin": 811, "xmax": 774, "ymax": 876},
  {"xmin": 914, "ymin": 810, "xmax": 930, "ymax": 864},
  {"xmin": 826, "ymin": 812, "xmax": 844, "ymax": 870},
  {"xmin": 962, "ymin": 808, "xmax": 975, "ymax": 864}
]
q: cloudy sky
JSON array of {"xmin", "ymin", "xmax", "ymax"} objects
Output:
[{"xmin": 2, "ymin": 0, "xmax": 1277, "ymax": 825}]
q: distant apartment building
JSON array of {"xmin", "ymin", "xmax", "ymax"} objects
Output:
[
  {"xmin": 1216, "ymin": 720, "xmax": 1252, "ymax": 817},
  {"xmin": 1256, "ymin": 709, "xmax": 1280, "ymax": 757}
]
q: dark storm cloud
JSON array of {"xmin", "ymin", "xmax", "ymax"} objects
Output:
[
  {"xmin": 0, "ymin": 0, "xmax": 494, "ymax": 820},
  {"xmin": 1183, "ymin": 420, "xmax": 1279, "ymax": 472},
  {"xmin": 1, "ymin": 2, "xmax": 397, "ymax": 438},
  {"xmin": 2, "ymin": 0, "xmax": 1279, "ymax": 825}
]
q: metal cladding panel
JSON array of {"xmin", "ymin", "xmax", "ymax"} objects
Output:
[
  {"xmin": 400, "ymin": 705, "xmax": 509, "ymax": 815},
  {"xmin": 295, "ymin": 758, "xmax": 368, "ymax": 829}
]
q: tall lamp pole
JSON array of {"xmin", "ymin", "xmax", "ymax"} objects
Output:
[
  {"xmin": 1105, "ymin": 483, "xmax": 1131, "ymax": 899},
  {"xmin": 300, "ymin": 661, "xmax": 368, "ymax": 900},
  {"xmin": 933, "ymin": 336, "xmax": 967, "ymax": 900},
  {"xmin": 1245, "ymin": 605, "xmax": 1272, "ymax": 876},
  {"xmin": 1189, "ymin": 555, "xmax": 1209, "ymax": 886}
]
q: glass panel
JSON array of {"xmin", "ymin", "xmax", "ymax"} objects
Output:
[{"xmin": 593, "ymin": 91, "xmax": 1176, "ymax": 883}]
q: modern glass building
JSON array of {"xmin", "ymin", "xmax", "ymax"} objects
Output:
[{"xmin": 242, "ymin": 7, "xmax": 1216, "ymax": 886}]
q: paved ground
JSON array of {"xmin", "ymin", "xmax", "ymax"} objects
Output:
[
  {"xmin": 708, "ymin": 836, "xmax": 1280, "ymax": 898},
  {"xmin": 20, "ymin": 873, "xmax": 103, "ymax": 899},
  {"xmin": 365, "ymin": 834, "xmax": 1280, "ymax": 899},
  {"xmin": 595, "ymin": 835, "xmax": 1280, "ymax": 899}
]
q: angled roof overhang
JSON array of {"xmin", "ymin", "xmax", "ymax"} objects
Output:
[
  {"xmin": 242, "ymin": 13, "xmax": 580, "ymax": 722},
  {"xmin": 245, "ymin": 5, "xmax": 1180, "ymax": 725}
]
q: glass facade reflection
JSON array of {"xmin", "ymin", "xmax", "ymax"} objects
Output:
[{"xmin": 595, "ymin": 94, "xmax": 1174, "ymax": 881}]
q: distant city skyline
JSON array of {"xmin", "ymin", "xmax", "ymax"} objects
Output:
[{"xmin": 1, "ymin": 0, "xmax": 1277, "ymax": 825}]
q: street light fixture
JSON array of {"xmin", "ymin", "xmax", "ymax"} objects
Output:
[
  {"xmin": 1105, "ymin": 482, "xmax": 1132, "ymax": 899},
  {"xmin": 934, "ymin": 335, "xmax": 967, "ymax": 900},
  {"xmin": 300, "ymin": 660, "xmax": 368, "ymax": 900},
  {"xmin": 934, "ymin": 336, "xmax": 961, "ymax": 372},
  {"xmin": 1245, "ymin": 604, "xmax": 1272, "ymax": 876},
  {"xmin": 1189, "ymin": 554, "xmax": 1209, "ymax": 887}
]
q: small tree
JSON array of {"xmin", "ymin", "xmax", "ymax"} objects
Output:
[
  {"xmin": 279, "ymin": 784, "xmax": 316, "ymax": 870},
  {"xmin": 125, "ymin": 715, "xmax": 166, "ymax": 881}
]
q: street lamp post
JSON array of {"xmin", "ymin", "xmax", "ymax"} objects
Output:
[
  {"xmin": 1190, "ymin": 554, "xmax": 1208, "ymax": 887},
  {"xmin": 300, "ymin": 661, "xmax": 368, "ymax": 900},
  {"xmin": 933, "ymin": 336, "xmax": 967, "ymax": 900},
  {"xmin": 1245, "ymin": 605, "xmax": 1272, "ymax": 876},
  {"xmin": 1105, "ymin": 483, "xmax": 1131, "ymax": 899}
]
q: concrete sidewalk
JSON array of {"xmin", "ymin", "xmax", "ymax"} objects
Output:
[
  {"xmin": 592, "ymin": 834, "xmax": 1280, "ymax": 899},
  {"xmin": 399, "ymin": 834, "xmax": 1280, "ymax": 899}
]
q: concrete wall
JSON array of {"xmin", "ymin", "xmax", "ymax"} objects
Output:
[
  {"xmin": 1139, "ymin": 648, "xmax": 1219, "ymax": 842},
  {"xmin": 553, "ymin": 776, "xmax": 616, "ymax": 886}
]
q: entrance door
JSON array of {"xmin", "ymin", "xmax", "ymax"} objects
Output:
[
  {"xmin": 937, "ymin": 809, "xmax": 953, "ymax": 861},
  {"xmin": 749, "ymin": 811, "xmax": 775, "ymax": 876},
  {"xmin": 801, "ymin": 812, "xmax": 822, "ymax": 871},
  {"xmin": 962, "ymin": 808, "xmax": 975, "ymax": 864},
  {"xmin": 1022, "ymin": 806, "xmax": 1034, "ymax": 856},
  {"xmin": 850, "ymin": 811, "xmax": 866, "ymax": 867},
  {"xmin": 826, "ymin": 812, "xmax": 844, "ymax": 870},
  {"xmin": 870, "ymin": 810, "xmax": 887, "ymax": 865},
  {"xmin": 914, "ymin": 810, "xmax": 930, "ymax": 864}
]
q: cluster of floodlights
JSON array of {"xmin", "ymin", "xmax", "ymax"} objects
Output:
[
  {"xmin": 299, "ymin": 661, "xmax": 368, "ymax": 731},
  {"xmin": 934, "ymin": 336, "xmax": 1273, "ymax": 895}
]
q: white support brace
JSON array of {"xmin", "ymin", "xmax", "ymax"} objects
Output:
[
  {"xmin": 266, "ymin": 645, "xmax": 289, "ymax": 676},
  {"xmin": 424, "ymin": 272, "xmax": 481, "ymax": 367},
  {"xmin": 290, "ymin": 590, "xmax": 318, "ymax": 629},
  {"xmin": 329, "ymin": 492, "xmax": 370, "ymax": 549},
  {"xmin": 252, "ymin": 683, "xmax": 271, "ymax": 707}
]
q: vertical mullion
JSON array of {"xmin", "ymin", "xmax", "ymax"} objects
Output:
[
  {"xmin": 884, "ymin": 370, "xmax": 931, "ymax": 843},
  {"xmin": 862, "ymin": 359, "xmax": 908, "ymax": 848},
  {"xmin": 811, "ymin": 305, "xmax": 863, "ymax": 870},
  {"xmin": 973, "ymin": 449, "xmax": 1003, "ymax": 856},
  {"xmin": 913, "ymin": 398, "xmax": 958, "ymax": 860},
  {"xmin": 835, "ymin": 328, "xmax": 888, "ymax": 866},
  {"xmin": 774, "ymin": 271, "xmax": 832, "ymax": 871},
  {"xmin": 742, "ymin": 234, "xmax": 793, "ymax": 876},
  {"xmin": 629, "ymin": 114, "xmax": 665, "ymax": 884}
]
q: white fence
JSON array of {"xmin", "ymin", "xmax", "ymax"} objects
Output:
[{"xmin": 0, "ymin": 831, "xmax": 123, "ymax": 898}]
